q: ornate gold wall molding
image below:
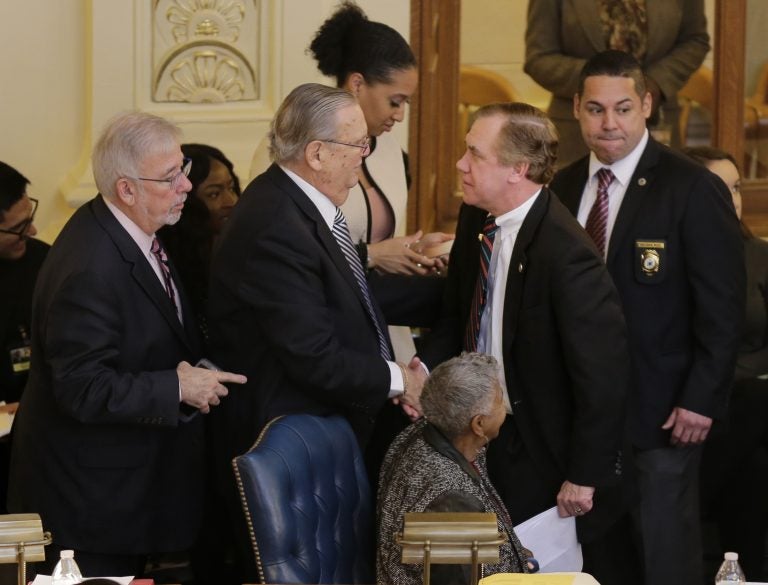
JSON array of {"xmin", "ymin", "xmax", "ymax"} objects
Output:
[{"xmin": 153, "ymin": 0, "xmax": 260, "ymax": 103}]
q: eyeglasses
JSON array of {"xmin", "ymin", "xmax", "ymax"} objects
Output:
[
  {"xmin": 322, "ymin": 139, "xmax": 371, "ymax": 157},
  {"xmin": 0, "ymin": 197, "xmax": 38, "ymax": 239},
  {"xmin": 129, "ymin": 157, "xmax": 192, "ymax": 190}
]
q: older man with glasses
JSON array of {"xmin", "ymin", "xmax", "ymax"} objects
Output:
[
  {"xmin": 207, "ymin": 84, "xmax": 427, "ymax": 582},
  {"xmin": 7, "ymin": 111, "xmax": 246, "ymax": 578}
]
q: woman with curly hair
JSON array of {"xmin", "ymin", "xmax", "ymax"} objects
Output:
[{"xmin": 306, "ymin": 1, "xmax": 452, "ymax": 278}]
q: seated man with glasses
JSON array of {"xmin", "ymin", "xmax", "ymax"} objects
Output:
[
  {"xmin": 7, "ymin": 111, "xmax": 246, "ymax": 578},
  {"xmin": 0, "ymin": 161, "xmax": 48, "ymax": 514}
]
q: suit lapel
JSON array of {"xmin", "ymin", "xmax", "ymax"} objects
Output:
[
  {"xmin": 502, "ymin": 190, "xmax": 549, "ymax": 357},
  {"xmin": 606, "ymin": 139, "xmax": 660, "ymax": 267},
  {"xmin": 556, "ymin": 161, "xmax": 590, "ymax": 216},
  {"xmin": 266, "ymin": 165, "xmax": 372, "ymax": 312},
  {"xmin": 91, "ymin": 196, "xmax": 192, "ymax": 350},
  {"xmin": 160, "ymin": 236, "xmax": 203, "ymax": 352},
  {"xmin": 572, "ymin": 0, "xmax": 607, "ymax": 53}
]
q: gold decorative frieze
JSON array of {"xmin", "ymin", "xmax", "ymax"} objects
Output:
[
  {"xmin": 152, "ymin": 0, "xmax": 260, "ymax": 103},
  {"xmin": 166, "ymin": 0, "xmax": 245, "ymax": 43}
]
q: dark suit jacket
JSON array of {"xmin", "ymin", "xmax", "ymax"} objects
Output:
[
  {"xmin": 551, "ymin": 138, "xmax": 745, "ymax": 449},
  {"xmin": 207, "ymin": 164, "xmax": 392, "ymax": 460},
  {"xmin": 421, "ymin": 188, "xmax": 630, "ymax": 542},
  {"xmin": 8, "ymin": 195, "xmax": 204, "ymax": 554}
]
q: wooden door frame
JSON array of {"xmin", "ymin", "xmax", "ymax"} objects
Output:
[
  {"xmin": 408, "ymin": 0, "xmax": 460, "ymax": 233},
  {"xmin": 714, "ymin": 0, "xmax": 746, "ymax": 164}
]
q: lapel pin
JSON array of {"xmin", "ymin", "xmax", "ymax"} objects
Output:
[
  {"xmin": 478, "ymin": 233, "xmax": 483, "ymax": 241},
  {"xmin": 638, "ymin": 178, "xmax": 647, "ymax": 186}
]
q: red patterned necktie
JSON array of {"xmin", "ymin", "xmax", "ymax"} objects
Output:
[
  {"xmin": 150, "ymin": 236, "xmax": 178, "ymax": 316},
  {"xmin": 585, "ymin": 168, "xmax": 615, "ymax": 256},
  {"xmin": 464, "ymin": 215, "xmax": 498, "ymax": 351}
]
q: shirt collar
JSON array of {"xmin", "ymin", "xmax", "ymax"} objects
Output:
[
  {"xmin": 588, "ymin": 129, "xmax": 649, "ymax": 187},
  {"xmin": 103, "ymin": 196, "xmax": 155, "ymax": 256},
  {"xmin": 280, "ymin": 164, "xmax": 337, "ymax": 230},
  {"xmin": 494, "ymin": 188, "xmax": 542, "ymax": 236}
]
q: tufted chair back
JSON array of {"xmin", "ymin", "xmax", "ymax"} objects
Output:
[{"xmin": 232, "ymin": 414, "xmax": 375, "ymax": 584}]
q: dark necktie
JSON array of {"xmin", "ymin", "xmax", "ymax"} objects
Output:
[
  {"xmin": 150, "ymin": 236, "xmax": 179, "ymax": 317},
  {"xmin": 464, "ymin": 215, "xmax": 498, "ymax": 352},
  {"xmin": 331, "ymin": 208, "xmax": 392, "ymax": 360},
  {"xmin": 585, "ymin": 168, "xmax": 615, "ymax": 257}
]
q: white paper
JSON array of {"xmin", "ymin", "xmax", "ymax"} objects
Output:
[
  {"xmin": 0, "ymin": 411, "xmax": 12, "ymax": 438},
  {"xmin": 0, "ymin": 401, "xmax": 13, "ymax": 438},
  {"xmin": 513, "ymin": 506, "xmax": 583, "ymax": 573},
  {"xmin": 480, "ymin": 571, "xmax": 599, "ymax": 584},
  {"xmin": 32, "ymin": 576, "xmax": 133, "ymax": 584}
]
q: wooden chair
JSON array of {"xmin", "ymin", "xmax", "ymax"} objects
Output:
[
  {"xmin": 678, "ymin": 66, "xmax": 713, "ymax": 145},
  {"xmin": 455, "ymin": 66, "xmax": 518, "ymax": 201},
  {"xmin": 458, "ymin": 65, "xmax": 518, "ymax": 140},
  {"xmin": 678, "ymin": 65, "xmax": 768, "ymax": 177},
  {"xmin": 746, "ymin": 60, "xmax": 768, "ymax": 109},
  {"xmin": 744, "ymin": 60, "xmax": 768, "ymax": 178}
]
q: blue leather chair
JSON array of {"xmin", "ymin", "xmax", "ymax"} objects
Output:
[{"xmin": 232, "ymin": 414, "xmax": 375, "ymax": 584}]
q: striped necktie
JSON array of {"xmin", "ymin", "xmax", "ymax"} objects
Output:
[
  {"xmin": 331, "ymin": 208, "xmax": 392, "ymax": 360},
  {"xmin": 464, "ymin": 215, "xmax": 498, "ymax": 351},
  {"xmin": 585, "ymin": 168, "xmax": 615, "ymax": 257},
  {"xmin": 150, "ymin": 236, "xmax": 179, "ymax": 317}
]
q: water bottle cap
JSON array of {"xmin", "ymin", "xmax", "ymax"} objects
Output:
[
  {"xmin": 60, "ymin": 549, "xmax": 75, "ymax": 559},
  {"xmin": 724, "ymin": 551, "xmax": 739, "ymax": 561}
]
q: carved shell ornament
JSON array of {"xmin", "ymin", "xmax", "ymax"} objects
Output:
[
  {"xmin": 168, "ymin": 50, "xmax": 245, "ymax": 102},
  {"xmin": 166, "ymin": 0, "xmax": 245, "ymax": 43}
]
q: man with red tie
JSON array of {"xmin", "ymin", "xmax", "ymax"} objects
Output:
[
  {"xmin": 551, "ymin": 50, "xmax": 744, "ymax": 585},
  {"xmin": 8, "ymin": 111, "xmax": 246, "ymax": 578},
  {"xmin": 421, "ymin": 102, "xmax": 636, "ymax": 584}
]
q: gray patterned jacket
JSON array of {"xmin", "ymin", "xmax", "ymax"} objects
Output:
[{"xmin": 376, "ymin": 420, "xmax": 529, "ymax": 585}]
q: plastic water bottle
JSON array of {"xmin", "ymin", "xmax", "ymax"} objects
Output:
[
  {"xmin": 51, "ymin": 549, "xmax": 83, "ymax": 584},
  {"xmin": 715, "ymin": 551, "xmax": 745, "ymax": 585}
]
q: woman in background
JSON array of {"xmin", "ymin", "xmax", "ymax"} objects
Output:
[
  {"xmin": 685, "ymin": 146, "xmax": 768, "ymax": 581},
  {"xmin": 307, "ymin": 1, "xmax": 452, "ymax": 278},
  {"xmin": 158, "ymin": 143, "xmax": 243, "ymax": 584},
  {"xmin": 160, "ymin": 143, "xmax": 240, "ymax": 342}
]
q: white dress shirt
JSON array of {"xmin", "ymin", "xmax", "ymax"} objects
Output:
[
  {"xmin": 103, "ymin": 196, "xmax": 182, "ymax": 323},
  {"xmin": 477, "ymin": 189, "xmax": 541, "ymax": 413},
  {"xmin": 576, "ymin": 130, "xmax": 649, "ymax": 257}
]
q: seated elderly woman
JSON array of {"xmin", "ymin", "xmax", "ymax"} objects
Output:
[{"xmin": 377, "ymin": 352, "xmax": 530, "ymax": 584}]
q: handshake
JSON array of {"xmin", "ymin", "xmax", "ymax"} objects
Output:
[{"xmin": 393, "ymin": 356, "xmax": 427, "ymax": 421}]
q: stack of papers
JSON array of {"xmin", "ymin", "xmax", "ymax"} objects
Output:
[{"xmin": 480, "ymin": 573, "xmax": 599, "ymax": 584}]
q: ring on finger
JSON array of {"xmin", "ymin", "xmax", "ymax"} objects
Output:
[{"xmin": 574, "ymin": 506, "xmax": 583, "ymax": 514}]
